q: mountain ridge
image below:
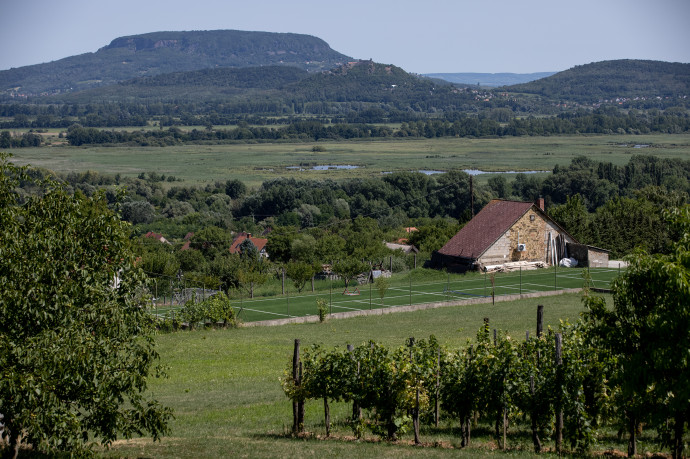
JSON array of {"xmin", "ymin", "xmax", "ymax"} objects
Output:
[{"xmin": 0, "ymin": 30, "xmax": 352, "ymax": 96}]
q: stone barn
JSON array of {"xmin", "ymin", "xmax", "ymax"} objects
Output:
[{"xmin": 431, "ymin": 199, "xmax": 578, "ymax": 272}]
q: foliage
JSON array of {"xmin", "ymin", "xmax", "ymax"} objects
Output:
[
  {"xmin": 582, "ymin": 205, "xmax": 690, "ymax": 457},
  {"xmin": 286, "ymin": 261, "xmax": 318, "ymax": 293},
  {"xmin": 374, "ymin": 276, "xmax": 390, "ymax": 306},
  {"xmin": 332, "ymin": 258, "xmax": 368, "ymax": 288},
  {"xmin": 180, "ymin": 292, "xmax": 237, "ymax": 329},
  {"xmin": 316, "ymin": 298, "xmax": 328, "ymax": 323},
  {"xmin": 0, "ymin": 154, "xmax": 172, "ymax": 456}
]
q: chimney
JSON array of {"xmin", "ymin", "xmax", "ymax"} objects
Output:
[{"xmin": 536, "ymin": 197, "xmax": 545, "ymax": 211}]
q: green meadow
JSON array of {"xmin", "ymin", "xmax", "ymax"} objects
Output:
[
  {"xmin": 106, "ymin": 291, "xmax": 612, "ymax": 458},
  {"xmin": 9, "ymin": 133, "xmax": 690, "ymax": 188}
]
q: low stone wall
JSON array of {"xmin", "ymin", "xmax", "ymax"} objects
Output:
[{"xmin": 241, "ymin": 288, "xmax": 582, "ymax": 328}]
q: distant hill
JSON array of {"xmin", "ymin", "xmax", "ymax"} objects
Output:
[
  {"xmin": 58, "ymin": 65, "xmax": 312, "ymax": 104},
  {"xmin": 425, "ymin": 72, "xmax": 556, "ymax": 87},
  {"xmin": 504, "ymin": 60, "xmax": 690, "ymax": 101},
  {"xmin": 53, "ymin": 60, "xmax": 478, "ymax": 112},
  {"xmin": 0, "ymin": 30, "xmax": 351, "ymax": 96}
]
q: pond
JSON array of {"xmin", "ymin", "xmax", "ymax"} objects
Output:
[{"xmin": 287, "ymin": 165, "xmax": 360, "ymax": 171}]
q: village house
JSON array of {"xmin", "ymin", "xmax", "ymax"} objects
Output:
[
  {"xmin": 228, "ymin": 233, "xmax": 269, "ymax": 258},
  {"xmin": 431, "ymin": 198, "xmax": 608, "ymax": 272}
]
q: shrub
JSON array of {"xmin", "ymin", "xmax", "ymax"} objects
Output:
[{"xmin": 316, "ymin": 298, "xmax": 328, "ymax": 322}]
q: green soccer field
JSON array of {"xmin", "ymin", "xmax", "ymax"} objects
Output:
[{"xmin": 153, "ymin": 267, "xmax": 622, "ymax": 324}]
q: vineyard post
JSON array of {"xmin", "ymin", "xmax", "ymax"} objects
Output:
[
  {"xmin": 530, "ymin": 373, "xmax": 541, "ymax": 452},
  {"xmin": 435, "ymin": 348, "xmax": 441, "ymax": 427},
  {"xmin": 408, "ymin": 337, "xmax": 421, "ymax": 445},
  {"xmin": 347, "ymin": 344, "xmax": 361, "ymax": 422},
  {"xmin": 555, "ymin": 332, "xmax": 563, "ymax": 454},
  {"xmin": 537, "ymin": 305, "xmax": 544, "ymax": 337},
  {"xmin": 282, "ymin": 267, "xmax": 285, "ymax": 295},
  {"xmin": 329, "ymin": 277, "xmax": 332, "ymax": 315},
  {"xmin": 463, "ymin": 345, "xmax": 473, "ymax": 447},
  {"xmin": 292, "ymin": 339, "xmax": 304, "ymax": 435}
]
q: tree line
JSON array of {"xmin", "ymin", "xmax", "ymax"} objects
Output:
[
  {"xmin": 17, "ymin": 154, "xmax": 684, "ymax": 300},
  {"xmin": 57, "ymin": 109, "xmax": 690, "ymax": 146}
]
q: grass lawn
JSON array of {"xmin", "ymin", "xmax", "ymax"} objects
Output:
[
  {"xmin": 154, "ymin": 266, "xmax": 621, "ymax": 323},
  {"xmin": 9, "ymin": 133, "xmax": 690, "ymax": 188},
  {"xmin": 101, "ymin": 289, "xmax": 669, "ymax": 458}
]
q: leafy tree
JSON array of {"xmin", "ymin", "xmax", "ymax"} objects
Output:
[
  {"xmin": 375, "ymin": 276, "xmax": 390, "ymax": 306},
  {"xmin": 332, "ymin": 258, "xmax": 368, "ymax": 288},
  {"xmin": 0, "ymin": 155, "xmax": 172, "ymax": 456},
  {"xmin": 407, "ymin": 218, "xmax": 461, "ymax": 253},
  {"xmin": 176, "ymin": 247, "xmax": 207, "ymax": 272},
  {"xmin": 225, "ymin": 178, "xmax": 247, "ymax": 199},
  {"xmin": 121, "ymin": 199, "xmax": 155, "ymax": 224},
  {"xmin": 290, "ymin": 234, "xmax": 317, "ymax": 263},
  {"xmin": 487, "ymin": 175, "xmax": 509, "ymax": 199},
  {"xmin": 286, "ymin": 261, "xmax": 318, "ymax": 293},
  {"xmin": 583, "ymin": 205, "xmax": 690, "ymax": 458},
  {"xmin": 266, "ymin": 225, "xmax": 298, "ymax": 264},
  {"xmin": 548, "ymin": 194, "xmax": 591, "ymax": 242}
]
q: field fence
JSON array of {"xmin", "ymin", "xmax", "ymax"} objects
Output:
[{"xmin": 144, "ymin": 264, "xmax": 623, "ymax": 324}]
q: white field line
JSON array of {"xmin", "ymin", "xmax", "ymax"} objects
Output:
[{"xmin": 239, "ymin": 307, "xmax": 291, "ymax": 318}]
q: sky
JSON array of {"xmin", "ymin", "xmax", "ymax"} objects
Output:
[{"xmin": 2, "ymin": 0, "xmax": 689, "ymax": 74}]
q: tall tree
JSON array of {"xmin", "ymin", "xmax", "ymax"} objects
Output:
[{"xmin": 0, "ymin": 155, "xmax": 172, "ymax": 456}]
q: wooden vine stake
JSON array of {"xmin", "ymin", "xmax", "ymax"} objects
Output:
[
  {"xmin": 555, "ymin": 332, "xmax": 563, "ymax": 455},
  {"xmin": 292, "ymin": 338, "xmax": 304, "ymax": 435},
  {"xmin": 347, "ymin": 344, "xmax": 362, "ymax": 423},
  {"xmin": 408, "ymin": 337, "xmax": 421, "ymax": 445},
  {"xmin": 435, "ymin": 348, "xmax": 441, "ymax": 428}
]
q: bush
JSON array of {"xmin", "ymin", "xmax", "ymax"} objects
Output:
[
  {"xmin": 316, "ymin": 298, "xmax": 328, "ymax": 322},
  {"xmin": 181, "ymin": 292, "xmax": 237, "ymax": 329}
]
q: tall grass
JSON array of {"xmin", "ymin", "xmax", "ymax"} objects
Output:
[{"xmin": 11, "ymin": 133, "xmax": 690, "ymax": 188}]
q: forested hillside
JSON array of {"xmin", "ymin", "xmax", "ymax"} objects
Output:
[
  {"xmin": 506, "ymin": 59, "xmax": 690, "ymax": 102},
  {"xmin": 0, "ymin": 30, "xmax": 351, "ymax": 96}
]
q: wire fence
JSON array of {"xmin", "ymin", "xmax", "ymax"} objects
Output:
[{"xmin": 146, "ymin": 265, "xmax": 623, "ymax": 324}]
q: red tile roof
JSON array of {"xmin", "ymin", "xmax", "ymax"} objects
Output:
[
  {"xmin": 438, "ymin": 200, "xmax": 534, "ymax": 259},
  {"xmin": 228, "ymin": 234, "xmax": 268, "ymax": 254}
]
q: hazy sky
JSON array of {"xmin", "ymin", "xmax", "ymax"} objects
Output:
[{"xmin": 2, "ymin": 0, "xmax": 689, "ymax": 74}]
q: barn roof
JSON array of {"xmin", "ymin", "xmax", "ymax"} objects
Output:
[{"xmin": 437, "ymin": 199, "xmax": 537, "ymax": 260}]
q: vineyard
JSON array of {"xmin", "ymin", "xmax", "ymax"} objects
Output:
[{"xmin": 283, "ymin": 303, "xmax": 680, "ymax": 456}]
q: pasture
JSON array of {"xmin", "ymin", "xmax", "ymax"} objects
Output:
[
  {"xmin": 104, "ymin": 290, "xmax": 672, "ymax": 458},
  {"xmin": 9, "ymin": 133, "xmax": 690, "ymax": 188}
]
